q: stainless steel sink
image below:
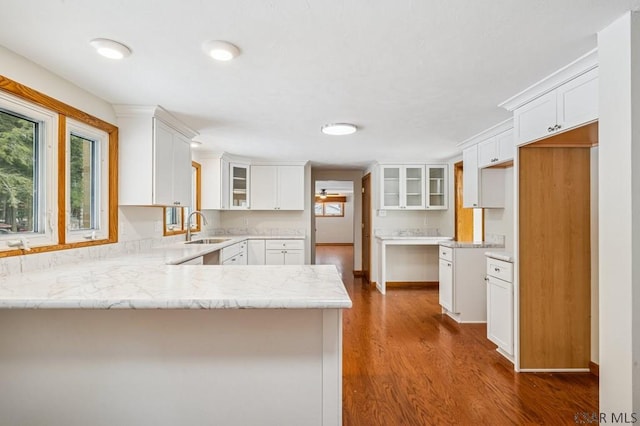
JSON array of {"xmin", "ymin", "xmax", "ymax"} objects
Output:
[{"xmin": 185, "ymin": 238, "xmax": 231, "ymax": 245}]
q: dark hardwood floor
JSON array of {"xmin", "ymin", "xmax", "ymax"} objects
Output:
[{"xmin": 315, "ymin": 245, "xmax": 598, "ymax": 426}]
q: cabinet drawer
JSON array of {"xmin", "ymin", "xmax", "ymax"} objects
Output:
[
  {"xmin": 486, "ymin": 258, "xmax": 513, "ymax": 282},
  {"xmin": 221, "ymin": 243, "xmax": 241, "ymax": 261},
  {"xmin": 265, "ymin": 239, "xmax": 304, "ymax": 250},
  {"xmin": 439, "ymin": 246, "xmax": 453, "ymax": 262}
]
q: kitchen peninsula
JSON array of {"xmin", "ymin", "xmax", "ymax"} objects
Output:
[{"xmin": 0, "ymin": 242, "xmax": 351, "ymax": 426}]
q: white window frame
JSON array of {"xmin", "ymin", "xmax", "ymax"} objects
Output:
[
  {"xmin": 65, "ymin": 118, "xmax": 109, "ymax": 243},
  {"xmin": 0, "ymin": 91, "xmax": 58, "ymax": 249}
]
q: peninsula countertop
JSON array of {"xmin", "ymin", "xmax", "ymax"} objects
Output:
[{"xmin": 0, "ymin": 237, "xmax": 351, "ymax": 310}]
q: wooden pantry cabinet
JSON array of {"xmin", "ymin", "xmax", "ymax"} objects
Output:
[{"xmin": 518, "ymin": 143, "xmax": 592, "ymax": 370}]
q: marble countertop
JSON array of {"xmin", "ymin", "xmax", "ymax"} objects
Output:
[
  {"xmin": 375, "ymin": 235, "xmax": 453, "ymax": 244},
  {"xmin": 164, "ymin": 234, "xmax": 305, "ymax": 265},
  {"xmin": 439, "ymin": 241, "xmax": 505, "ymax": 249},
  {"xmin": 0, "ymin": 236, "xmax": 352, "ymax": 310}
]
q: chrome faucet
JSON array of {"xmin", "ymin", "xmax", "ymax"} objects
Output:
[{"xmin": 186, "ymin": 211, "xmax": 208, "ymax": 242}]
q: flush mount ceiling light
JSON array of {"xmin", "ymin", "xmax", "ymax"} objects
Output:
[
  {"xmin": 202, "ymin": 40, "xmax": 241, "ymax": 61},
  {"xmin": 89, "ymin": 38, "xmax": 132, "ymax": 60},
  {"xmin": 190, "ymin": 140, "xmax": 203, "ymax": 148},
  {"xmin": 321, "ymin": 123, "xmax": 357, "ymax": 136}
]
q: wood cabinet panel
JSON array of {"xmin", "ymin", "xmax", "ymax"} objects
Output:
[{"xmin": 519, "ymin": 146, "xmax": 591, "ymax": 369}]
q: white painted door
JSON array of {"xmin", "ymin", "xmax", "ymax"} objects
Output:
[
  {"xmin": 477, "ymin": 137, "xmax": 497, "ymax": 168},
  {"xmin": 556, "ymin": 68, "xmax": 598, "ymax": 132},
  {"xmin": 283, "ymin": 250, "xmax": 304, "ymax": 265},
  {"xmin": 438, "ymin": 258, "xmax": 453, "ymax": 311},
  {"xmin": 265, "ymin": 250, "xmax": 285, "ymax": 265},
  {"xmin": 495, "ymin": 129, "xmax": 514, "ymax": 163},
  {"xmin": 153, "ymin": 120, "xmax": 174, "ymax": 206},
  {"xmin": 172, "ymin": 132, "xmax": 192, "ymax": 207},
  {"xmin": 514, "ymin": 90, "xmax": 557, "ymax": 145},
  {"xmin": 250, "ymin": 165, "xmax": 277, "ymax": 210},
  {"xmin": 487, "ymin": 275, "xmax": 514, "ymax": 355},
  {"xmin": 247, "ymin": 240, "xmax": 266, "ymax": 265},
  {"xmin": 380, "ymin": 166, "xmax": 402, "ymax": 209},
  {"xmin": 425, "ymin": 165, "xmax": 447, "ymax": 209},
  {"xmin": 404, "ymin": 166, "xmax": 425, "ymax": 209},
  {"xmin": 277, "ymin": 166, "xmax": 305, "ymax": 210},
  {"xmin": 229, "ymin": 163, "xmax": 250, "ymax": 209},
  {"xmin": 462, "ymin": 145, "xmax": 479, "ymax": 208}
]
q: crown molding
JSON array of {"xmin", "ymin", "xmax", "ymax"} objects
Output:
[{"xmin": 498, "ymin": 48, "xmax": 598, "ymax": 112}]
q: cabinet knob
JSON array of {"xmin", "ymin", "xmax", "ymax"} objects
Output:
[
  {"xmin": 547, "ymin": 126, "xmax": 554, "ymax": 132},
  {"xmin": 494, "ymin": 267, "xmax": 500, "ymax": 272},
  {"xmin": 555, "ymin": 124, "xmax": 562, "ymax": 130}
]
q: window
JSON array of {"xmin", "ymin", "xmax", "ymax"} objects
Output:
[
  {"xmin": 314, "ymin": 193, "xmax": 347, "ymax": 217},
  {"xmin": 0, "ymin": 75, "xmax": 117, "ymax": 256},
  {"xmin": 0, "ymin": 93, "xmax": 57, "ymax": 247},
  {"xmin": 66, "ymin": 119, "xmax": 109, "ymax": 242},
  {"xmin": 163, "ymin": 161, "xmax": 201, "ymax": 236},
  {"xmin": 315, "ymin": 202, "xmax": 344, "ymax": 217}
]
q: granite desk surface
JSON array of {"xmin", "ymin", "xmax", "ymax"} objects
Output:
[{"xmin": 0, "ymin": 236, "xmax": 351, "ymax": 310}]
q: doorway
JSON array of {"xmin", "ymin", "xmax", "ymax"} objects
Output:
[
  {"xmin": 314, "ymin": 180, "xmax": 355, "ymax": 245},
  {"xmin": 362, "ymin": 173, "xmax": 371, "ymax": 282},
  {"xmin": 454, "ymin": 162, "xmax": 474, "ymax": 242}
]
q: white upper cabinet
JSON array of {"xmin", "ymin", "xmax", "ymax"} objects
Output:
[
  {"xmin": 200, "ymin": 157, "xmax": 229, "ymax": 210},
  {"xmin": 513, "ymin": 68, "xmax": 598, "ymax": 145},
  {"xmin": 477, "ymin": 129, "xmax": 514, "ymax": 168},
  {"xmin": 115, "ymin": 105, "xmax": 197, "ymax": 207},
  {"xmin": 462, "ymin": 146, "xmax": 479, "ymax": 208},
  {"xmin": 250, "ymin": 165, "xmax": 305, "ymax": 210},
  {"xmin": 426, "ymin": 165, "xmax": 448, "ymax": 209},
  {"xmin": 463, "ymin": 144, "xmax": 505, "ymax": 209},
  {"xmin": 380, "ymin": 165, "xmax": 425, "ymax": 210},
  {"xmin": 229, "ymin": 163, "xmax": 250, "ymax": 209}
]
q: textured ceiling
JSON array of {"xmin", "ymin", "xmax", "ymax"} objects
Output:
[{"xmin": 1, "ymin": 0, "xmax": 637, "ymax": 168}]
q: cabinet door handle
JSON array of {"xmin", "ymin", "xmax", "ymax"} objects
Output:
[
  {"xmin": 555, "ymin": 124, "xmax": 562, "ymax": 130},
  {"xmin": 547, "ymin": 126, "xmax": 554, "ymax": 132},
  {"xmin": 494, "ymin": 267, "xmax": 500, "ymax": 272}
]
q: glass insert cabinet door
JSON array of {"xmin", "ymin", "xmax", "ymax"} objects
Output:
[
  {"xmin": 426, "ymin": 165, "xmax": 447, "ymax": 209},
  {"xmin": 380, "ymin": 165, "xmax": 425, "ymax": 209},
  {"xmin": 382, "ymin": 166, "xmax": 401, "ymax": 208},
  {"xmin": 404, "ymin": 166, "xmax": 424, "ymax": 208},
  {"xmin": 230, "ymin": 163, "xmax": 250, "ymax": 209}
]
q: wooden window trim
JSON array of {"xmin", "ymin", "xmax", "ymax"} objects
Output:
[
  {"xmin": 163, "ymin": 161, "xmax": 201, "ymax": 236},
  {"xmin": 0, "ymin": 75, "xmax": 118, "ymax": 258}
]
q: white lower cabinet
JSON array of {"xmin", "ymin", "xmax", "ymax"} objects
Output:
[
  {"xmin": 438, "ymin": 245, "xmax": 488, "ymax": 323},
  {"xmin": 438, "ymin": 258, "xmax": 453, "ymax": 312},
  {"xmin": 221, "ymin": 241, "xmax": 248, "ymax": 265},
  {"xmin": 265, "ymin": 239, "xmax": 304, "ymax": 265},
  {"xmin": 485, "ymin": 256, "xmax": 514, "ymax": 359},
  {"xmin": 247, "ymin": 240, "xmax": 266, "ymax": 265}
]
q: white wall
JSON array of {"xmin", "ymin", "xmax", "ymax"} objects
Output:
[
  {"xmin": 598, "ymin": 11, "xmax": 640, "ymax": 412},
  {"xmin": 591, "ymin": 147, "xmax": 599, "ymax": 364},
  {"xmin": 484, "ymin": 167, "xmax": 514, "ymax": 253},
  {"xmin": 312, "ymin": 170, "xmax": 363, "ymax": 269},
  {"xmin": 316, "ymin": 194, "xmax": 354, "ymax": 244},
  {"xmin": 0, "ymin": 46, "xmax": 115, "ymax": 124}
]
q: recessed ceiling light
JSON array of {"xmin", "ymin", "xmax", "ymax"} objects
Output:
[
  {"xmin": 202, "ymin": 40, "xmax": 241, "ymax": 61},
  {"xmin": 321, "ymin": 123, "xmax": 358, "ymax": 136},
  {"xmin": 89, "ymin": 38, "xmax": 131, "ymax": 60}
]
